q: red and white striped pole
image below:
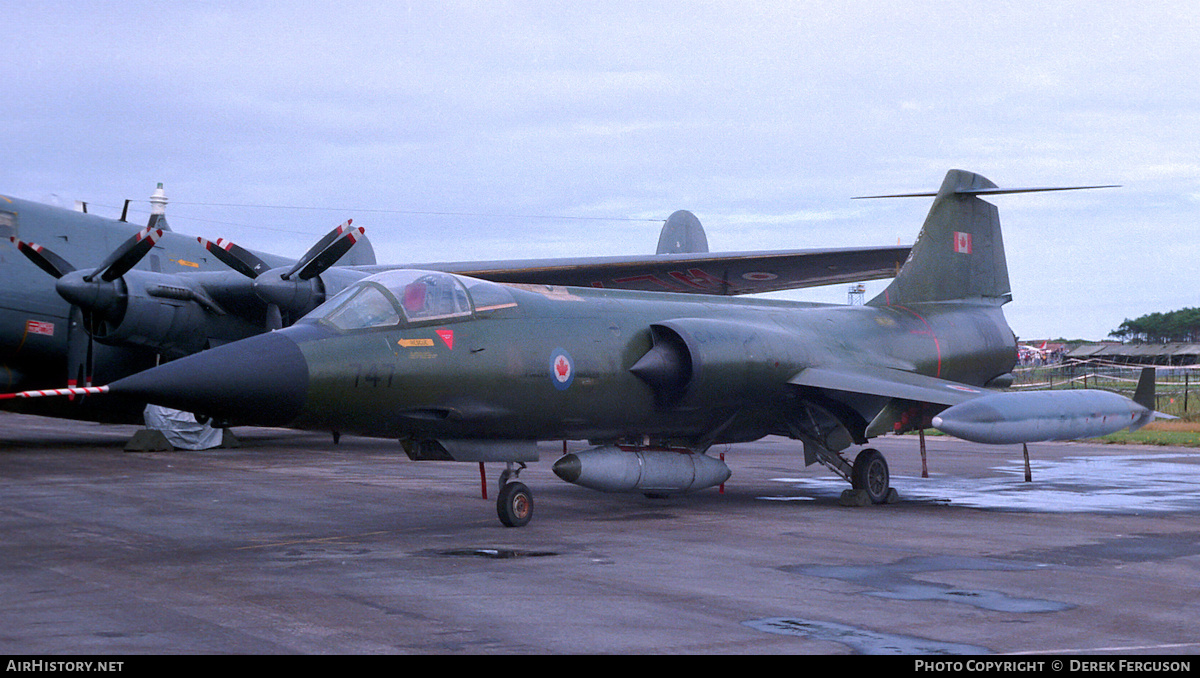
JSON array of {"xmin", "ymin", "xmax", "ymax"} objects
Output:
[{"xmin": 0, "ymin": 385, "xmax": 110, "ymax": 400}]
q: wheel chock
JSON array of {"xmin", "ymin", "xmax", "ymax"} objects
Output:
[
  {"xmin": 124, "ymin": 429, "xmax": 174, "ymax": 452},
  {"xmin": 838, "ymin": 489, "xmax": 870, "ymax": 506}
]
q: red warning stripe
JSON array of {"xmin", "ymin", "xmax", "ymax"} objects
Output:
[{"xmin": 0, "ymin": 385, "xmax": 110, "ymax": 400}]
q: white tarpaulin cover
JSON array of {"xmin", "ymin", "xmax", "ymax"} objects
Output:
[{"xmin": 143, "ymin": 405, "xmax": 224, "ymax": 450}]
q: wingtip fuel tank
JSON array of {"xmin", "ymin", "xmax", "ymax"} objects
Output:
[{"xmin": 931, "ymin": 389, "xmax": 1153, "ymax": 445}]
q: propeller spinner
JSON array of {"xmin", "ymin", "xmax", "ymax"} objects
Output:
[{"xmin": 11, "ymin": 226, "xmax": 163, "ymax": 391}]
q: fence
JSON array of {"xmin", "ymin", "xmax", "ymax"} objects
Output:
[{"xmin": 1011, "ymin": 359, "xmax": 1197, "ymax": 418}]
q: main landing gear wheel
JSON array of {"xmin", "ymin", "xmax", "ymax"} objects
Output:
[
  {"xmin": 497, "ymin": 481, "xmax": 534, "ymax": 528},
  {"xmin": 851, "ymin": 448, "xmax": 891, "ymax": 504}
]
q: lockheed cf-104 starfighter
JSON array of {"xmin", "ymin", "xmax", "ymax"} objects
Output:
[{"xmin": 5, "ymin": 170, "xmax": 1150, "ymax": 526}]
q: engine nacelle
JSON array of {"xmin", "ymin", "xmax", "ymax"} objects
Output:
[
  {"xmin": 85, "ymin": 271, "xmax": 264, "ymax": 359},
  {"xmin": 552, "ymin": 445, "xmax": 731, "ymax": 494},
  {"xmin": 67, "ymin": 268, "xmax": 369, "ymax": 360}
]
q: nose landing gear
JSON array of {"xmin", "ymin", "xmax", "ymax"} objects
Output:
[{"xmin": 497, "ymin": 462, "xmax": 533, "ymax": 527}]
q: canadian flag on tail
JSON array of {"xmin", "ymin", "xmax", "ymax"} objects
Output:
[{"xmin": 954, "ymin": 231, "xmax": 973, "ymax": 254}]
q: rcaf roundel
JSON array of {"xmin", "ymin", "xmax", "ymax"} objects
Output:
[{"xmin": 550, "ymin": 348, "xmax": 575, "ymax": 390}]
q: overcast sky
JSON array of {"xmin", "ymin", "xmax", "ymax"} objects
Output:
[{"xmin": 3, "ymin": 1, "xmax": 1197, "ymax": 341}]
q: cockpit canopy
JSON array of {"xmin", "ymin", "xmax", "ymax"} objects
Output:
[{"xmin": 305, "ymin": 270, "xmax": 517, "ymax": 331}]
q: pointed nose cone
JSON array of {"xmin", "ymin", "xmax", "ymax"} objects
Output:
[
  {"xmin": 110, "ymin": 330, "xmax": 310, "ymax": 426},
  {"xmin": 552, "ymin": 454, "xmax": 582, "ymax": 483}
]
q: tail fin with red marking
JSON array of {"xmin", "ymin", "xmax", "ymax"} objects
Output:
[
  {"xmin": 865, "ymin": 170, "xmax": 1011, "ymax": 307},
  {"xmin": 861, "ymin": 170, "xmax": 1116, "ymax": 308}
]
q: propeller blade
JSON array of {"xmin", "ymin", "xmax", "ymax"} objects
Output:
[
  {"xmin": 10, "ymin": 237, "xmax": 77, "ymax": 279},
  {"xmin": 294, "ymin": 226, "xmax": 365, "ymax": 281},
  {"xmin": 87, "ymin": 226, "xmax": 163, "ymax": 282},
  {"xmin": 265, "ymin": 303, "xmax": 284, "ymax": 331},
  {"xmin": 250, "ymin": 220, "xmax": 361, "ymax": 329},
  {"xmin": 10, "ymin": 238, "xmax": 101, "ymax": 398},
  {"xmin": 283, "ymin": 219, "xmax": 353, "ymax": 280},
  {"xmin": 65, "ymin": 306, "xmax": 97, "ymax": 400},
  {"xmin": 66, "ymin": 306, "xmax": 87, "ymax": 385},
  {"xmin": 199, "ymin": 237, "xmax": 269, "ymax": 278}
]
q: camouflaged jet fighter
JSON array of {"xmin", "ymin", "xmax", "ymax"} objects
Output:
[
  {"xmin": 2, "ymin": 187, "xmax": 909, "ymax": 425},
  {"xmin": 6, "ymin": 170, "xmax": 1147, "ymax": 528}
]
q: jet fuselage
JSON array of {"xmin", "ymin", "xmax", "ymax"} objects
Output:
[{"xmin": 115, "ymin": 273, "xmax": 1017, "ymax": 448}]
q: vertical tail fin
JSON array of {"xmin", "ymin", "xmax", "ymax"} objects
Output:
[
  {"xmin": 863, "ymin": 170, "xmax": 1117, "ymax": 308},
  {"xmin": 867, "ymin": 170, "xmax": 1011, "ymax": 307},
  {"xmin": 656, "ymin": 210, "xmax": 709, "ymax": 254}
]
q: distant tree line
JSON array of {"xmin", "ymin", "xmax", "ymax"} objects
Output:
[{"xmin": 1108, "ymin": 307, "xmax": 1200, "ymax": 343}]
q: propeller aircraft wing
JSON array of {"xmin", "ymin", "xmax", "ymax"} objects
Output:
[{"xmin": 396, "ymin": 245, "xmax": 911, "ymax": 296}]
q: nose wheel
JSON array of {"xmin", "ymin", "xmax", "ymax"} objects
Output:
[
  {"xmin": 496, "ymin": 462, "xmax": 534, "ymax": 527},
  {"xmin": 497, "ymin": 481, "xmax": 534, "ymax": 527}
]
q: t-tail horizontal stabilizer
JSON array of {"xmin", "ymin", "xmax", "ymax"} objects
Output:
[
  {"xmin": 852, "ymin": 183, "xmax": 1121, "ymax": 200},
  {"xmin": 862, "ymin": 170, "xmax": 1118, "ymax": 308}
]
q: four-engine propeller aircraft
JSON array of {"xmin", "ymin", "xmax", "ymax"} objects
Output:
[
  {"xmin": 1, "ymin": 189, "xmax": 372, "ymax": 422},
  {"xmin": 1, "ymin": 189, "xmax": 910, "ymax": 424},
  {"xmin": 4, "ymin": 170, "xmax": 1151, "ymax": 527}
]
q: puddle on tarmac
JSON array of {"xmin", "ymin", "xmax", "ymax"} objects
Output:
[
  {"xmin": 436, "ymin": 548, "xmax": 559, "ymax": 559},
  {"xmin": 767, "ymin": 452, "xmax": 1200, "ymax": 513},
  {"xmin": 742, "ymin": 617, "xmax": 991, "ymax": 654},
  {"xmin": 1010, "ymin": 532, "xmax": 1200, "ymax": 566},
  {"xmin": 782, "ymin": 555, "xmax": 1072, "ymax": 613}
]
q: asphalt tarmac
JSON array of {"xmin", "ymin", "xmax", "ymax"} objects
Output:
[{"xmin": 3, "ymin": 411, "xmax": 1200, "ymax": 655}]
